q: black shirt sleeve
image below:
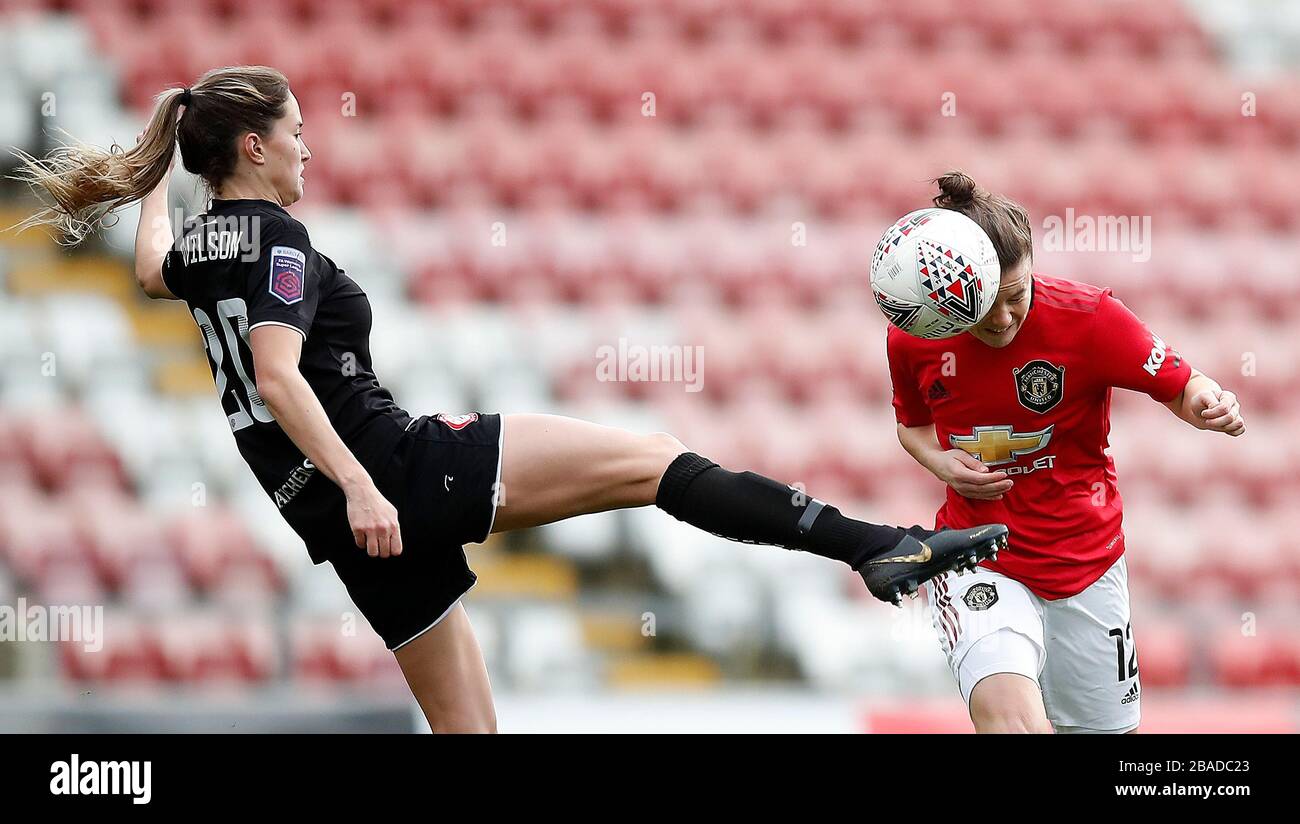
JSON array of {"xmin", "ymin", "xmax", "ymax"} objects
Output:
[
  {"xmin": 160, "ymin": 248, "xmax": 185, "ymax": 300},
  {"xmin": 245, "ymin": 217, "xmax": 320, "ymax": 339}
]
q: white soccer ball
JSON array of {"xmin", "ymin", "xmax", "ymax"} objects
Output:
[{"xmin": 869, "ymin": 208, "xmax": 1001, "ymax": 339}]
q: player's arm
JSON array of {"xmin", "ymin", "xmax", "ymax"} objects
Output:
[
  {"xmin": 885, "ymin": 332, "xmax": 1013, "ymax": 500},
  {"xmin": 131, "ymin": 132, "xmax": 177, "ymax": 300},
  {"xmin": 1094, "ymin": 293, "xmax": 1244, "ymax": 437},
  {"xmin": 250, "ymin": 324, "xmax": 403, "ymax": 558},
  {"xmin": 897, "ymin": 423, "xmax": 1015, "ymax": 501},
  {"xmin": 1161, "ymin": 368, "xmax": 1245, "ymax": 436}
]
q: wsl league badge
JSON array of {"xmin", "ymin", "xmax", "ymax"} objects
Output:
[{"xmin": 1013, "ymin": 359, "xmax": 1064, "ymax": 414}]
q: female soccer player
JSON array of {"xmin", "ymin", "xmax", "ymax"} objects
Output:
[
  {"xmin": 887, "ymin": 172, "xmax": 1245, "ymax": 734},
  {"xmin": 16, "ymin": 67, "xmax": 1006, "ymax": 732}
]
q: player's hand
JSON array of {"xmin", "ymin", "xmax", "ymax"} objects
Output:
[
  {"xmin": 1192, "ymin": 388, "xmax": 1245, "ymax": 436},
  {"xmin": 931, "ymin": 449, "xmax": 1014, "ymax": 501},
  {"xmin": 346, "ymin": 481, "xmax": 403, "ymax": 558}
]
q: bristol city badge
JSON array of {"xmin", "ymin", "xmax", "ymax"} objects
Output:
[
  {"xmin": 1012, "ymin": 359, "xmax": 1064, "ymax": 414},
  {"xmin": 436, "ymin": 412, "xmax": 480, "ymax": 430}
]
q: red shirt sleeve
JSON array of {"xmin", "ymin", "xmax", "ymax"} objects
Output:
[
  {"xmin": 886, "ymin": 329, "xmax": 933, "ymax": 427},
  {"xmin": 1093, "ymin": 292, "xmax": 1192, "ymax": 402}
]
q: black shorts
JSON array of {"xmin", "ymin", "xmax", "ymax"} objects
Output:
[{"xmin": 326, "ymin": 412, "xmax": 504, "ymax": 650}]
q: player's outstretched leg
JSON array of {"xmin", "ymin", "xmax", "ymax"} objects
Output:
[
  {"xmin": 492, "ymin": 414, "xmax": 1007, "ymax": 604},
  {"xmin": 857, "ymin": 524, "xmax": 1007, "ymax": 605}
]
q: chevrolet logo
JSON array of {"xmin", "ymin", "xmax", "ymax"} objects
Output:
[{"xmin": 950, "ymin": 425, "xmax": 1054, "ymax": 466}]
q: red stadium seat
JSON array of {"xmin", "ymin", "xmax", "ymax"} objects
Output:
[
  {"xmin": 61, "ymin": 610, "xmax": 162, "ymax": 683},
  {"xmin": 0, "ymin": 497, "xmax": 89, "ymax": 586},
  {"xmin": 1132, "ymin": 618, "xmax": 1191, "ymax": 687},
  {"xmin": 168, "ymin": 507, "xmax": 281, "ymax": 593},
  {"xmin": 17, "ymin": 410, "xmax": 126, "ymax": 492},
  {"xmin": 69, "ymin": 488, "xmax": 169, "ymax": 591},
  {"xmin": 290, "ymin": 616, "xmax": 401, "ymax": 683}
]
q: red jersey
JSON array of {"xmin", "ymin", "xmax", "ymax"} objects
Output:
[{"xmin": 886, "ymin": 274, "xmax": 1192, "ymax": 599}]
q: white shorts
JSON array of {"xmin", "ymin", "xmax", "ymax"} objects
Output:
[{"xmin": 925, "ymin": 555, "xmax": 1139, "ymax": 733}]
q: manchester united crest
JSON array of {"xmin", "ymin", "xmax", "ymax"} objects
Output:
[
  {"xmin": 962, "ymin": 582, "xmax": 999, "ymax": 611},
  {"xmin": 1013, "ymin": 359, "xmax": 1064, "ymax": 414}
]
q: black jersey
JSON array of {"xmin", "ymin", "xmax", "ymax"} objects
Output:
[{"xmin": 161, "ymin": 198, "xmax": 412, "ymax": 561}]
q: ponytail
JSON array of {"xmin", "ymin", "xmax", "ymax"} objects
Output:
[
  {"xmin": 11, "ymin": 88, "xmax": 186, "ymax": 243},
  {"xmin": 13, "ymin": 65, "xmax": 290, "ymax": 245}
]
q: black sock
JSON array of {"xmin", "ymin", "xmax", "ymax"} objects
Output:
[{"xmin": 655, "ymin": 452, "xmax": 929, "ymax": 569}]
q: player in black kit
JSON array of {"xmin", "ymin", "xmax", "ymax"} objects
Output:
[{"xmin": 17, "ymin": 66, "xmax": 1007, "ymax": 732}]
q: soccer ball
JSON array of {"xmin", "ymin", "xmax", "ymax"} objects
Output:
[{"xmin": 869, "ymin": 208, "xmax": 1001, "ymax": 339}]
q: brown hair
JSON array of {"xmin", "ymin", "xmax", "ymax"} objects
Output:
[
  {"xmin": 12, "ymin": 65, "xmax": 290, "ymax": 243},
  {"xmin": 931, "ymin": 170, "xmax": 1032, "ymax": 271}
]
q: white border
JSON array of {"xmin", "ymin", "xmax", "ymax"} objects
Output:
[
  {"xmin": 480, "ymin": 415, "xmax": 506, "ymax": 541},
  {"xmin": 389, "ymin": 581, "xmax": 478, "ymax": 652},
  {"xmin": 248, "ymin": 319, "xmax": 307, "ymax": 341}
]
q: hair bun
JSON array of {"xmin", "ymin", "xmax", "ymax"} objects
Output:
[{"xmin": 932, "ymin": 170, "xmax": 979, "ymax": 209}]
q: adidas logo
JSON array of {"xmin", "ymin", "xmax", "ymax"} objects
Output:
[
  {"xmin": 1121, "ymin": 683, "xmax": 1140, "ymax": 705},
  {"xmin": 928, "ymin": 379, "xmax": 951, "ymax": 401}
]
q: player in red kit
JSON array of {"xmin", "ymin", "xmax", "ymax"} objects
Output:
[{"xmin": 887, "ymin": 173, "xmax": 1246, "ymax": 733}]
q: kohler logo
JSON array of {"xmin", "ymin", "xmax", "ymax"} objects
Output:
[{"xmin": 1142, "ymin": 334, "xmax": 1167, "ymax": 377}]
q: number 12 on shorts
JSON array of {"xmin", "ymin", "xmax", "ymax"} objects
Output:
[{"xmin": 1108, "ymin": 622, "xmax": 1139, "ymax": 681}]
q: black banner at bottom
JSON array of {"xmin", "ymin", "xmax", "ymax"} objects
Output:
[{"xmin": 0, "ymin": 733, "xmax": 1281, "ymax": 811}]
